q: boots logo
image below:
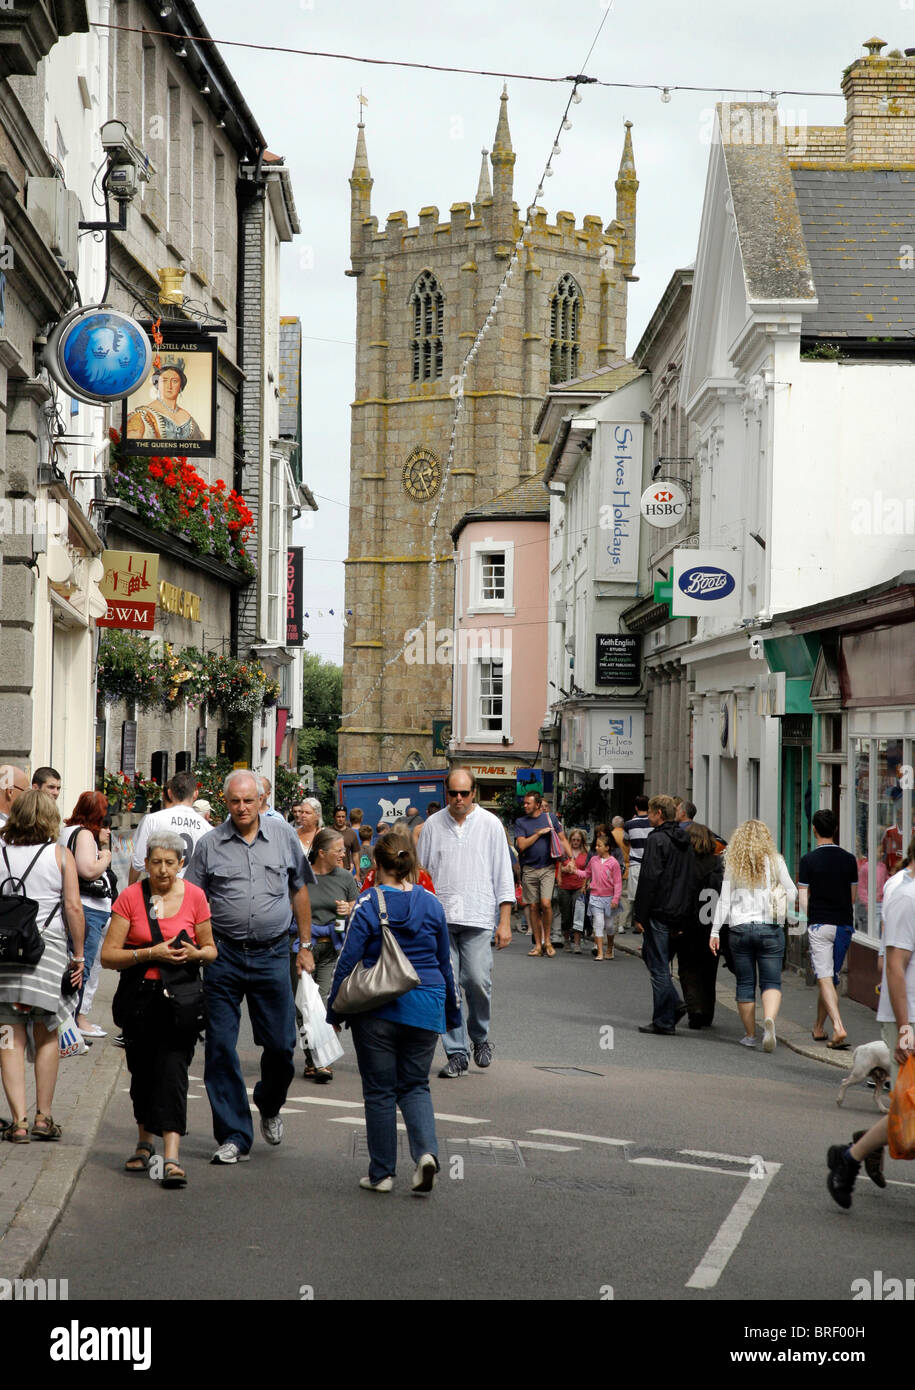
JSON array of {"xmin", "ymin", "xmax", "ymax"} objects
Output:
[{"xmin": 677, "ymin": 566, "xmax": 735, "ymax": 600}]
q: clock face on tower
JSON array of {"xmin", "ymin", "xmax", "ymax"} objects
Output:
[{"xmin": 402, "ymin": 447, "xmax": 442, "ymax": 502}]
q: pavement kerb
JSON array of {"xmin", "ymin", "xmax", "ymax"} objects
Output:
[
  {"xmin": 0, "ymin": 1039, "xmax": 124, "ymax": 1282},
  {"xmin": 611, "ymin": 933, "xmax": 861, "ymax": 1072}
]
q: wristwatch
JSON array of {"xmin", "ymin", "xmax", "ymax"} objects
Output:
[{"xmin": 297, "ymin": 941, "xmax": 313, "ymax": 951}]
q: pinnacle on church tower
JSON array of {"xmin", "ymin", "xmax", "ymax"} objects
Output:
[
  {"xmin": 349, "ymin": 118, "xmax": 373, "ymax": 258},
  {"xmin": 614, "ymin": 119, "xmax": 638, "ymax": 280},
  {"xmin": 474, "ymin": 147, "xmax": 492, "ymax": 215},
  {"xmin": 490, "ymin": 85, "xmax": 515, "ymax": 250}
]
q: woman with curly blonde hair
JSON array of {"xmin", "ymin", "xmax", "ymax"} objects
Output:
[{"xmin": 709, "ymin": 819, "xmax": 796, "ymax": 1052}]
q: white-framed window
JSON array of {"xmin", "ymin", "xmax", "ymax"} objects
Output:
[
  {"xmin": 466, "ymin": 647, "xmax": 512, "ymax": 743},
  {"xmin": 468, "ymin": 539, "xmax": 514, "ymax": 614}
]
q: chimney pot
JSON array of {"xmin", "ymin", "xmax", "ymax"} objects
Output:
[{"xmin": 863, "ymin": 36, "xmax": 887, "ymax": 56}]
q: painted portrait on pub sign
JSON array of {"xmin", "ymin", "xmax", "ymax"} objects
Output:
[{"xmin": 123, "ymin": 337, "xmax": 217, "ymax": 457}]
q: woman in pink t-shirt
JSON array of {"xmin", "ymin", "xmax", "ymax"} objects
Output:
[
  {"xmin": 584, "ymin": 831, "xmax": 622, "ymax": 961},
  {"xmin": 102, "ymin": 830, "xmax": 216, "ymax": 1188}
]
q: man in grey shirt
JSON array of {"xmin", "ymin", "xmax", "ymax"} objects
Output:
[{"xmin": 185, "ymin": 770, "xmax": 315, "ymax": 1164}]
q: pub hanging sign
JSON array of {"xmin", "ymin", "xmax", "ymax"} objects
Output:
[{"xmin": 122, "ymin": 333, "xmax": 217, "ymax": 457}]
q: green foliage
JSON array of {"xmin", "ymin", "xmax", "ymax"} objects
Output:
[
  {"xmin": 192, "ymin": 755, "xmax": 234, "ymax": 822},
  {"xmin": 273, "ymin": 761, "xmax": 307, "ymax": 815},
  {"xmin": 97, "ymin": 634, "xmax": 277, "ymax": 717},
  {"xmin": 297, "ymin": 652, "xmax": 343, "ymax": 819},
  {"xmin": 559, "ymin": 777, "xmax": 609, "ymax": 829},
  {"xmin": 800, "ymin": 342, "xmax": 844, "ymax": 362}
]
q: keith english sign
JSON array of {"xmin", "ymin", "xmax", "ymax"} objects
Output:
[{"xmin": 672, "ymin": 549, "xmax": 742, "ymax": 618}]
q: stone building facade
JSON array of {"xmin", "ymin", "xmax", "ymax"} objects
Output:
[{"xmin": 340, "ymin": 92, "xmax": 638, "ymax": 772}]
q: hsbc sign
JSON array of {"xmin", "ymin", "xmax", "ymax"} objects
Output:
[{"xmin": 639, "ymin": 480, "xmax": 688, "ymax": 529}]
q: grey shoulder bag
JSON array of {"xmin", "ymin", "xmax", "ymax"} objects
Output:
[{"xmin": 332, "ymin": 887, "xmax": 420, "ymax": 1015}]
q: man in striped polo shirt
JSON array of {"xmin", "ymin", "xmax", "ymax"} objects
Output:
[{"xmin": 623, "ymin": 796, "xmax": 652, "ymax": 926}]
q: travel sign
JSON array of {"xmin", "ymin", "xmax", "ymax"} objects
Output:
[{"xmin": 671, "ymin": 548, "xmax": 743, "ymax": 617}]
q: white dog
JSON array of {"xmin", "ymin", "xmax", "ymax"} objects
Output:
[{"xmin": 836, "ymin": 1041, "xmax": 892, "ymax": 1113}]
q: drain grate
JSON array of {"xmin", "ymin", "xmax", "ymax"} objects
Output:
[
  {"xmin": 349, "ymin": 1133, "xmax": 526, "ymax": 1168},
  {"xmin": 534, "ymin": 1066, "xmax": 605, "ymax": 1078}
]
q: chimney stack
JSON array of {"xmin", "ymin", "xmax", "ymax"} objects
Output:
[{"xmin": 842, "ymin": 37, "xmax": 915, "ymax": 162}]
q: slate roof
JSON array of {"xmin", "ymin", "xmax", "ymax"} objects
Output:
[
  {"xmin": 791, "ymin": 168, "xmax": 915, "ymax": 338},
  {"xmin": 451, "ymin": 471, "xmax": 549, "ymax": 542}
]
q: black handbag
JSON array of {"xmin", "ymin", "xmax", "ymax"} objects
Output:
[
  {"xmin": 67, "ymin": 828, "xmax": 117, "ymax": 900},
  {"xmin": 140, "ymin": 881, "xmax": 206, "ymax": 1033},
  {"xmin": 0, "ymin": 843, "xmax": 59, "ymax": 967}
]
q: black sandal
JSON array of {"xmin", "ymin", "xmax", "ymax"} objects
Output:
[
  {"xmin": 161, "ymin": 1160, "xmax": 187, "ymax": 1189},
  {"xmin": 125, "ymin": 1141, "xmax": 155, "ymax": 1172}
]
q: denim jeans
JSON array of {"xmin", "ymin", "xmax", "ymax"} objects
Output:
[
  {"xmin": 730, "ymin": 922, "xmax": 784, "ymax": 1003},
  {"xmin": 441, "ymin": 925, "xmax": 492, "ymax": 1058},
  {"xmin": 641, "ymin": 917, "xmax": 683, "ymax": 1029},
  {"xmin": 203, "ymin": 935, "xmax": 296, "ymax": 1152},
  {"xmin": 350, "ymin": 1015, "xmax": 439, "ymax": 1183},
  {"xmin": 70, "ymin": 905, "xmax": 111, "ymax": 1018}
]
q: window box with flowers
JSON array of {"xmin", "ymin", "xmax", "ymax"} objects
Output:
[{"xmin": 106, "ymin": 429, "xmax": 256, "ymax": 579}]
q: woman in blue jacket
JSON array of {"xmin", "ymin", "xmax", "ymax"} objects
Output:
[{"xmin": 326, "ymin": 835, "xmax": 461, "ymax": 1195}]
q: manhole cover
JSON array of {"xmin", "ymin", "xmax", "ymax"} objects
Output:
[{"xmin": 534, "ymin": 1066, "xmax": 605, "ymax": 1078}]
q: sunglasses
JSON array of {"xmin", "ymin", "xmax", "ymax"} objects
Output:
[{"xmin": 447, "ymin": 788, "xmax": 472, "ymax": 798}]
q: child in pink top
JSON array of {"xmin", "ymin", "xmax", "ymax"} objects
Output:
[{"xmin": 585, "ymin": 832, "xmax": 622, "ymax": 960}]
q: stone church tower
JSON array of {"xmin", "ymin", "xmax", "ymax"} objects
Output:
[{"xmin": 340, "ymin": 90, "xmax": 638, "ymax": 772}]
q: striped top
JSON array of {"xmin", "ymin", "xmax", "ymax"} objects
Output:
[
  {"xmin": 623, "ymin": 815, "xmax": 652, "ymax": 864},
  {"xmin": 0, "ymin": 839, "xmax": 70, "ymax": 1027}
]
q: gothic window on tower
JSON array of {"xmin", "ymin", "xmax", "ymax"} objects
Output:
[
  {"xmin": 549, "ymin": 274, "xmax": 583, "ymax": 384},
  {"xmin": 410, "ymin": 271, "xmax": 444, "ymax": 382}
]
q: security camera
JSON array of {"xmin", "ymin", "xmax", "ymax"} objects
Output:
[{"xmin": 99, "ymin": 119, "xmax": 150, "ymax": 203}]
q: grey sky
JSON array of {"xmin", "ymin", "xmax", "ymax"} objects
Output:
[{"xmin": 210, "ymin": 0, "xmax": 894, "ymax": 662}]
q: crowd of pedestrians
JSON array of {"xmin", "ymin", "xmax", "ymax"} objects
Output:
[{"xmin": 2, "ymin": 759, "xmax": 912, "ymax": 1212}]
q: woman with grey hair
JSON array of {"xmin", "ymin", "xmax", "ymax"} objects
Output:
[
  {"xmin": 103, "ymin": 829, "xmax": 217, "ymax": 1187},
  {"xmin": 292, "ymin": 797, "xmax": 323, "ymax": 858}
]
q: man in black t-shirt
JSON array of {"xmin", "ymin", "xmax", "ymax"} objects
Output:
[{"xmin": 798, "ymin": 809, "xmax": 858, "ymax": 1048}]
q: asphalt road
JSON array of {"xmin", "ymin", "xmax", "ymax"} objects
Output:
[{"xmin": 38, "ymin": 935, "xmax": 915, "ymax": 1305}]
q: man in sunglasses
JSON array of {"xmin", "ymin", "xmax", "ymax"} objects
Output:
[{"xmin": 417, "ymin": 767, "xmax": 515, "ymax": 1078}]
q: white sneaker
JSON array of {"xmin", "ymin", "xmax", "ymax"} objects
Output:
[
  {"xmin": 79, "ymin": 1023, "xmax": 107, "ymax": 1039},
  {"xmin": 738, "ymin": 1035, "xmax": 757, "ymax": 1048},
  {"xmin": 360, "ymin": 1175, "xmax": 393, "ymax": 1192},
  {"xmin": 412, "ymin": 1153, "xmax": 438, "ymax": 1195},
  {"xmin": 260, "ymin": 1113, "xmax": 283, "ymax": 1146},
  {"xmin": 211, "ymin": 1142, "xmax": 251, "ymax": 1165},
  {"xmin": 762, "ymin": 1018, "xmax": 777, "ymax": 1053}
]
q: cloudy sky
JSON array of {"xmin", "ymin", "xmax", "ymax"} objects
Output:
[{"xmin": 210, "ymin": 0, "xmax": 898, "ymax": 663}]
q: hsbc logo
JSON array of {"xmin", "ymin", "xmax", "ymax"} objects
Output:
[{"xmin": 639, "ymin": 481, "xmax": 688, "ymax": 530}]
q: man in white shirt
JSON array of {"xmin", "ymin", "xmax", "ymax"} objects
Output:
[
  {"xmin": 417, "ymin": 767, "xmax": 514, "ymax": 1078},
  {"xmin": 129, "ymin": 771, "xmax": 211, "ymax": 882},
  {"xmin": 827, "ymin": 859, "xmax": 915, "ymax": 1208}
]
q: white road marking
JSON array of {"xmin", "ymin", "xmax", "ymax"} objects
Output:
[
  {"xmin": 886, "ymin": 1179, "xmax": 915, "ymax": 1188},
  {"xmin": 329, "ymin": 1117, "xmax": 369, "ymax": 1125},
  {"xmin": 680, "ymin": 1148, "xmax": 760, "ymax": 1165},
  {"xmin": 428, "ymin": 1113, "xmax": 490, "ymax": 1125},
  {"xmin": 472, "ymin": 1133, "xmax": 579, "ymax": 1152},
  {"xmin": 686, "ymin": 1161, "xmax": 782, "ymax": 1290},
  {"xmin": 528, "ymin": 1129, "xmax": 632, "ymax": 1146},
  {"xmin": 284, "ymin": 1097, "xmax": 363, "ymax": 1108},
  {"xmin": 629, "ymin": 1157, "xmax": 750, "ymax": 1178}
]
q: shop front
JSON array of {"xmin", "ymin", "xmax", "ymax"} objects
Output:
[
  {"xmin": 776, "ymin": 573, "xmax": 915, "ymax": 1009},
  {"xmin": 558, "ymin": 701, "xmax": 646, "ymax": 822}
]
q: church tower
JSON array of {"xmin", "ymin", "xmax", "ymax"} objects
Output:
[{"xmin": 340, "ymin": 92, "xmax": 638, "ymax": 772}]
